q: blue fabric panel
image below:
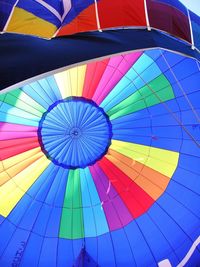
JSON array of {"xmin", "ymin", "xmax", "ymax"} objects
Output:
[
  {"xmin": 62, "ymin": 0, "xmax": 94, "ymax": 25},
  {"xmin": 158, "ymin": 193, "xmax": 200, "ymax": 241},
  {"xmin": 51, "ymin": 169, "xmax": 69, "ymax": 206},
  {"xmin": 44, "ymin": 0, "xmax": 63, "ymax": 14},
  {"xmin": 45, "ymin": 207, "xmax": 62, "ymax": 237},
  {"xmin": 124, "ymin": 221, "xmax": 157, "ymax": 266},
  {"xmin": 176, "ymin": 91, "xmax": 200, "ymax": 111},
  {"xmin": 147, "ymin": 203, "xmax": 185, "ymax": 264},
  {"xmin": 0, "ymin": 228, "xmax": 29, "ymax": 267},
  {"xmin": 178, "ymin": 153, "xmax": 200, "ymax": 173},
  {"xmin": 38, "ymin": 238, "xmax": 57, "ymax": 267},
  {"xmin": 22, "ymin": 80, "xmax": 59, "ymax": 109},
  {"xmin": 160, "ymin": 50, "xmax": 185, "ymax": 68},
  {"xmin": 32, "ymin": 204, "xmax": 53, "ymax": 236},
  {"xmin": 18, "ymin": 200, "xmax": 42, "ymax": 231},
  {"xmin": 145, "ymin": 49, "xmax": 164, "ymax": 61},
  {"xmin": 97, "ymin": 234, "xmax": 116, "ymax": 267},
  {"xmin": 28, "ymin": 164, "xmax": 60, "ymax": 202},
  {"xmin": 0, "ymin": 0, "xmax": 16, "ymax": 30},
  {"xmin": 173, "ymin": 168, "xmax": 200, "ymax": 196},
  {"xmin": 166, "ymin": 58, "xmax": 199, "ymax": 84},
  {"xmin": 150, "ymin": 198, "xmax": 200, "ymax": 264},
  {"xmin": 181, "ymin": 139, "xmax": 200, "ymax": 157},
  {"xmin": 185, "ymin": 244, "xmax": 200, "ymax": 267},
  {"xmin": 190, "ymin": 11, "xmax": 200, "ymax": 50},
  {"xmin": 0, "ymin": 220, "xmax": 16, "ymax": 256},
  {"xmin": 20, "ymin": 233, "xmax": 43, "ymax": 267},
  {"xmin": 0, "ymin": 101, "xmax": 39, "ymax": 126},
  {"xmin": 136, "ymin": 213, "xmax": 177, "ymax": 264},
  {"xmin": 57, "ymin": 238, "xmax": 74, "ymax": 267},
  {"xmin": 181, "ymin": 109, "xmax": 200, "ymax": 125},
  {"xmin": 8, "ymin": 194, "xmax": 32, "ymax": 225},
  {"xmin": 16, "ymin": 0, "xmax": 61, "ymax": 27},
  {"xmin": 1, "ymin": 29, "xmax": 200, "ymax": 91},
  {"xmin": 84, "ymin": 238, "xmax": 98, "ymax": 265},
  {"xmin": 111, "ymin": 229, "xmax": 136, "ymax": 266},
  {"xmin": 167, "ymin": 180, "xmax": 200, "ymax": 217},
  {"xmin": 170, "ymin": 73, "xmax": 200, "ymax": 98},
  {"xmin": 38, "ymin": 77, "xmax": 62, "ymax": 101},
  {"xmin": 42, "ymin": 168, "xmax": 68, "ymax": 206},
  {"xmin": 22, "ymin": 84, "xmax": 50, "ymax": 110},
  {"xmin": 72, "ymin": 239, "xmax": 85, "ymax": 261},
  {"xmin": 182, "ymin": 125, "xmax": 200, "ymax": 142},
  {"xmin": 0, "ymin": 215, "xmax": 4, "ymax": 225}
]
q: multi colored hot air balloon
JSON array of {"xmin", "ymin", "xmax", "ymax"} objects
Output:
[{"xmin": 0, "ymin": 1, "xmax": 200, "ymax": 267}]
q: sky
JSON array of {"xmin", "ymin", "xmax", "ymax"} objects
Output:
[{"xmin": 179, "ymin": 0, "xmax": 200, "ymax": 15}]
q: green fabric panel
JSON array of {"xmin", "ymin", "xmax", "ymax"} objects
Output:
[
  {"xmin": 59, "ymin": 169, "xmax": 84, "ymax": 239},
  {"xmin": 0, "ymin": 89, "xmax": 45, "ymax": 116},
  {"xmin": 108, "ymin": 74, "xmax": 174, "ymax": 120}
]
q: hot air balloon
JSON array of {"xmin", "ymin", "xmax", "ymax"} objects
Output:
[{"xmin": 0, "ymin": 1, "xmax": 200, "ymax": 267}]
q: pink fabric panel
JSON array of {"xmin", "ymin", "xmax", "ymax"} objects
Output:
[{"xmin": 92, "ymin": 52, "xmax": 142, "ymax": 104}]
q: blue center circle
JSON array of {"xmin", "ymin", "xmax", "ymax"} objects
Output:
[{"xmin": 38, "ymin": 97, "xmax": 113, "ymax": 169}]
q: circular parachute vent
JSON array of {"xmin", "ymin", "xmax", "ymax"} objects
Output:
[{"xmin": 38, "ymin": 97, "xmax": 112, "ymax": 169}]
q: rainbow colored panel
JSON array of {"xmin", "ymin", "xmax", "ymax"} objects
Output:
[{"xmin": 1, "ymin": 49, "xmax": 200, "ymax": 266}]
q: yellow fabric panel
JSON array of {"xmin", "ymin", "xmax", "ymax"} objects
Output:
[
  {"xmin": 110, "ymin": 140, "xmax": 179, "ymax": 177},
  {"xmin": 0, "ymin": 156, "xmax": 50, "ymax": 217},
  {"xmin": 106, "ymin": 149, "xmax": 170, "ymax": 200},
  {"xmin": 6, "ymin": 7, "xmax": 57, "ymax": 39},
  {"xmin": 54, "ymin": 65, "xmax": 86, "ymax": 98},
  {"xmin": 0, "ymin": 148, "xmax": 43, "ymax": 186},
  {"xmin": 0, "ymin": 162, "xmax": 4, "ymax": 173},
  {"xmin": 55, "ymin": 70, "xmax": 72, "ymax": 99},
  {"xmin": 70, "ymin": 65, "xmax": 87, "ymax": 96}
]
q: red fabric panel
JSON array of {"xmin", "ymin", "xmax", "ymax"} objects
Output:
[
  {"xmin": 57, "ymin": 0, "xmax": 146, "ymax": 36},
  {"xmin": 98, "ymin": 157, "xmax": 154, "ymax": 218},
  {"xmin": 147, "ymin": 0, "xmax": 191, "ymax": 43},
  {"xmin": 0, "ymin": 137, "xmax": 40, "ymax": 160},
  {"xmin": 82, "ymin": 58, "xmax": 109, "ymax": 99},
  {"xmin": 98, "ymin": 0, "xmax": 146, "ymax": 28}
]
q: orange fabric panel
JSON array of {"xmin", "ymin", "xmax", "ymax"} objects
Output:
[
  {"xmin": 57, "ymin": 4, "xmax": 97, "ymax": 36},
  {"xmin": 107, "ymin": 149, "xmax": 170, "ymax": 200}
]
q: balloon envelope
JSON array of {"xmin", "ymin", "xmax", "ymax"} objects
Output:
[
  {"xmin": 0, "ymin": 48, "xmax": 200, "ymax": 266},
  {"xmin": 0, "ymin": 0, "xmax": 200, "ymax": 50}
]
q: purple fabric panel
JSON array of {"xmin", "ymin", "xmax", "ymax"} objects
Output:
[
  {"xmin": 89, "ymin": 163, "xmax": 133, "ymax": 231},
  {"xmin": 147, "ymin": 0, "xmax": 191, "ymax": 43}
]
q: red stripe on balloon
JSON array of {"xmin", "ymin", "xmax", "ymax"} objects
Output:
[
  {"xmin": 98, "ymin": 157, "xmax": 154, "ymax": 218},
  {"xmin": 0, "ymin": 137, "xmax": 40, "ymax": 160},
  {"xmin": 82, "ymin": 59, "xmax": 109, "ymax": 99}
]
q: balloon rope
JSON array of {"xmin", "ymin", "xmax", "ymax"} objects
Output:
[
  {"xmin": 160, "ymin": 51, "xmax": 200, "ymax": 123},
  {"xmin": 144, "ymin": 0, "xmax": 151, "ymax": 31},
  {"xmin": 94, "ymin": 0, "xmax": 102, "ymax": 32},
  {"xmin": 127, "ymin": 56, "xmax": 200, "ymax": 148},
  {"xmin": 187, "ymin": 8, "xmax": 195, "ymax": 50}
]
